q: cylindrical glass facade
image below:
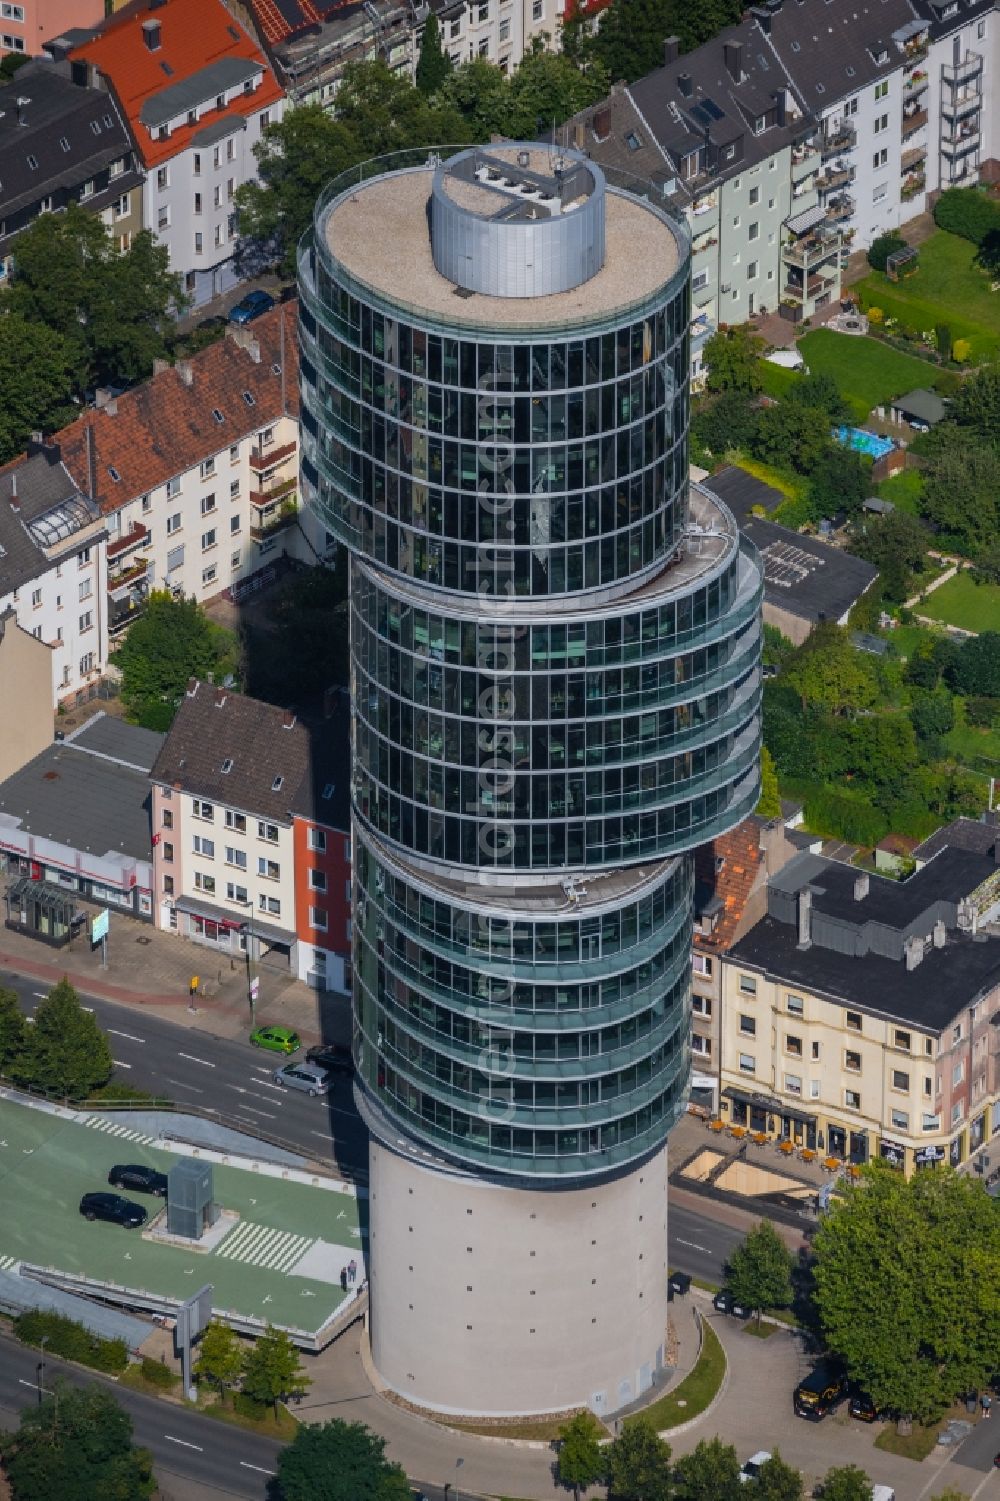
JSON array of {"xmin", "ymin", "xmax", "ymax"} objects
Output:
[{"xmin": 299, "ymin": 145, "xmax": 763, "ymax": 1184}]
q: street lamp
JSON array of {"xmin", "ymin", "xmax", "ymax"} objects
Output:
[
  {"xmin": 37, "ymin": 1335, "xmax": 47, "ymax": 1405},
  {"xmin": 237, "ymin": 899, "xmax": 258, "ymax": 1028}
]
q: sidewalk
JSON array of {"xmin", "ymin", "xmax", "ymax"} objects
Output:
[{"xmin": 0, "ymin": 900, "xmax": 329, "ymax": 1047}]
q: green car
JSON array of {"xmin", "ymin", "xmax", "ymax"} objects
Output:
[{"xmin": 249, "ymin": 1024, "xmax": 301, "ymax": 1055}]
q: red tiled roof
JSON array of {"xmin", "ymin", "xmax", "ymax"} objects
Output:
[
  {"xmin": 694, "ymin": 818, "xmax": 765, "ymax": 954},
  {"xmin": 70, "ymin": 0, "xmax": 284, "ymax": 168},
  {"xmin": 248, "ymin": 0, "xmax": 341, "ymax": 48},
  {"xmin": 54, "ymin": 304, "xmax": 299, "ymax": 513}
]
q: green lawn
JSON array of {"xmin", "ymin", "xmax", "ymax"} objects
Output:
[
  {"xmin": 874, "ymin": 1418, "xmax": 946, "ymax": 1461},
  {"xmin": 758, "ymin": 360, "xmax": 802, "ymax": 400},
  {"xmin": 626, "ymin": 1320, "xmax": 726, "ymax": 1433},
  {"xmin": 854, "ymin": 229, "xmax": 1000, "ymax": 360},
  {"xmin": 945, "ymin": 696, "xmax": 1000, "ymax": 770},
  {"xmin": 876, "ymin": 466, "xmax": 924, "ymax": 516},
  {"xmin": 919, "ymin": 570, "xmax": 1000, "ymax": 632},
  {"xmin": 796, "ymin": 329, "xmax": 945, "ymax": 421}
]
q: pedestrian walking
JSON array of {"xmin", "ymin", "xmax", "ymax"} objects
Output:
[
  {"xmin": 340, "ymin": 1266, "xmax": 347, "ymax": 1290},
  {"xmin": 349, "ymin": 1258, "xmax": 357, "ymax": 1283},
  {"xmin": 983, "ymin": 1392, "xmax": 992, "ymax": 1418}
]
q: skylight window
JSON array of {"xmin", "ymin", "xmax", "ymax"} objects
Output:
[
  {"xmin": 271, "ymin": 775, "xmax": 283, "ymax": 791},
  {"xmin": 59, "ymin": 136, "xmax": 70, "ymax": 152},
  {"xmin": 90, "ymin": 120, "xmax": 100, "ymax": 135},
  {"xmin": 242, "ymin": 392, "xmax": 256, "ymax": 407},
  {"xmin": 212, "ymin": 408, "xmax": 225, "ymax": 423},
  {"xmin": 221, "ymin": 757, "xmax": 233, "ymax": 773},
  {"xmin": 108, "ymin": 466, "xmax": 122, "ymax": 482},
  {"xmin": 25, "ymin": 154, "xmax": 37, "ymax": 169}
]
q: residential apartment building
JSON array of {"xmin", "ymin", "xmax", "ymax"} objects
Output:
[
  {"xmin": 568, "ymin": 0, "xmax": 997, "ymax": 384},
  {"xmin": 691, "ymin": 815, "xmax": 795, "ymax": 1113},
  {"xmin": 429, "ymin": 0, "xmax": 563, "ymax": 71},
  {"xmin": 0, "ymin": 0, "xmax": 102, "ymax": 59},
  {"xmin": 0, "ymin": 441, "xmax": 109, "ymax": 708},
  {"xmin": 0, "ymin": 59, "xmax": 143, "ymax": 281},
  {"xmin": 719, "ymin": 846, "xmax": 1000, "ymax": 1174},
  {"xmin": 0, "ymin": 607, "xmax": 51, "ymax": 781},
  {"xmin": 150, "ymin": 682, "xmax": 311, "ymax": 967},
  {"xmin": 228, "ymin": 0, "xmax": 419, "ymax": 108},
  {"xmin": 291, "ymin": 698, "xmax": 351, "ymax": 992},
  {"xmin": 59, "ymin": 0, "xmax": 284, "ymax": 306},
  {"xmin": 54, "ymin": 304, "xmax": 303, "ymax": 639}
]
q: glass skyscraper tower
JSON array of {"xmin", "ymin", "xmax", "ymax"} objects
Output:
[{"xmin": 299, "ymin": 145, "xmax": 762, "ymax": 1417}]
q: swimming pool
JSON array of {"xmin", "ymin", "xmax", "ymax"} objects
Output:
[{"xmin": 835, "ymin": 425, "xmax": 895, "ymax": 460}]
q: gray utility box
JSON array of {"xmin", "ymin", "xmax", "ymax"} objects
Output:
[{"xmin": 166, "ymin": 1159, "xmax": 219, "ymax": 1240}]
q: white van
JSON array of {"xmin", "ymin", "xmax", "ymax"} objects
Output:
[{"xmin": 871, "ymin": 1487, "xmax": 896, "ymax": 1501}]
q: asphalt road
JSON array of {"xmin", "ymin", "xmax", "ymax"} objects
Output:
[
  {"xmin": 955, "ymin": 1409, "xmax": 1000, "ymax": 1472},
  {"xmin": 0, "ymin": 1334, "xmax": 281, "ymax": 1499},
  {"xmin": 3, "ymin": 970, "xmax": 750, "ymax": 1282}
]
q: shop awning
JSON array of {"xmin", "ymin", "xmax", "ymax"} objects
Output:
[
  {"xmin": 173, "ymin": 895, "xmax": 295, "ymax": 947},
  {"xmin": 785, "ymin": 203, "xmax": 826, "ymax": 236},
  {"xmin": 723, "ymin": 1085, "xmax": 816, "ymax": 1126}
]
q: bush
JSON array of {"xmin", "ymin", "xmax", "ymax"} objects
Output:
[
  {"xmin": 803, "ymin": 787, "xmax": 888, "ymax": 847},
  {"xmin": 935, "ymin": 323, "xmax": 952, "ymax": 361},
  {"xmin": 965, "ymin": 696, "xmax": 1000, "ymax": 728},
  {"xmin": 139, "ymin": 1356, "xmax": 179, "ymax": 1388},
  {"xmin": 934, "ymin": 186, "xmax": 1000, "ymax": 245},
  {"xmin": 14, "ymin": 1311, "xmax": 128, "ymax": 1374},
  {"xmin": 868, "ymin": 232, "xmax": 905, "ymax": 272},
  {"xmin": 233, "ymin": 1392, "xmax": 272, "ymax": 1421},
  {"xmin": 867, "ymin": 306, "xmax": 884, "ymax": 324},
  {"xmin": 953, "ymin": 338, "xmax": 972, "ymax": 364}
]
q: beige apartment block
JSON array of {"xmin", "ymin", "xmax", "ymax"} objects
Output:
[
  {"xmin": 719, "ymin": 847, "xmax": 1000, "ymax": 1175},
  {"xmin": 0, "ymin": 609, "xmax": 52, "ymax": 783}
]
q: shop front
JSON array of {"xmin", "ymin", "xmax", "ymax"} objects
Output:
[
  {"xmin": 915, "ymin": 1143, "xmax": 946, "ymax": 1170},
  {"xmin": 173, "ymin": 896, "xmax": 296, "ymax": 970},
  {"xmin": 4, "ymin": 876, "xmax": 86, "ymax": 949},
  {"xmin": 878, "ymin": 1137, "xmax": 906, "ymax": 1170},
  {"xmin": 722, "ymin": 1086, "xmax": 818, "ymax": 1146}
]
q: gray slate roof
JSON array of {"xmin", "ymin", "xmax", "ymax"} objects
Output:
[
  {"xmin": 704, "ymin": 464, "xmax": 784, "ymax": 521},
  {"xmin": 738, "ymin": 514, "xmax": 879, "ymax": 625},
  {"xmin": 761, "ymin": 0, "xmax": 921, "ymax": 108},
  {"xmin": 892, "ymin": 388, "xmax": 948, "ymax": 424},
  {"xmin": 914, "ymin": 817, "xmax": 1000, "ymax": 864},
  {"xmin": 139, "ymin": 56, "xmax": 261, "ymax": 128},
  {"xmin": 0, "ymin": 717, "xmax": 163, "ymax": 860},
  {"xmin": 0, "ymin": 448, "xmax": 103, "ymax": 598},
  {"xmin": 69, "ymin": 711, "xmax": 166, "ymax": 775}
]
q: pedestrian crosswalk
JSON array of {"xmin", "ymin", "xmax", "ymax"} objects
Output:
[
  {"xmin": 213, "ymin": 1220, "xmax": 313, "ymax": 1272},
  {"xmin": 81, "ymin": 1115, "xmax": 155, "ymax": 1146},
  {"xmin": 0, "ymin": 1254, "xmax": 19, "ymax": 1272}
]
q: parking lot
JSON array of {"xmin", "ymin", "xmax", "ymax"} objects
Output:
[{"xmin": 0, "ymin": 1097, "xmax": 364, "ymax": 1336}]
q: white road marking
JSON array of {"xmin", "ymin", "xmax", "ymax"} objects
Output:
[
  {"xmin": 177, "ymin": 1053, "xmax": 215, "ymax": 1068},
  {"xmin": 165, "ymin": 1079, "xmax": 204, "ymax": 1095},
  {"xmin": 240, "ymin": 1462, "xmax": 276, "ymax": 1476},
  {"xmin": 19, "ymin": 1380, "xmax": 53, "ymax": 1395},
  {"xmin": 108, "ymin": 1029, "xmax": 145, "ymax": 1043},
  {"xmin": 164, "ymin": 1435, "xmax": 203, "ymax": 1451},
  {"xmin": 238, "ymin": 1106, "xmax": 278, "ymax": 1121},
  {"xmin": 676, "ymin": 1239, "xmax": 710, "ymax": 1253},
  {"xmin": 32, "ymin": 992, "xmax": 47, "ymax": 999},
  {"xmin": 112, "ymin": 1060, "xmax": 133, "ymax": 1070},
  {"xmin": 256, "ymin": 1080, "xmax": 286, "ymax": 1093}
]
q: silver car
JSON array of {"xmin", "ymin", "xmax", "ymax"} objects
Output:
[{"xmin": 273, "ymin": 1061, "xmax": 331, "ymax": 1097}]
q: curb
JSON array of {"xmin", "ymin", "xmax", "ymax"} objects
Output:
[{"xmin": 652, "ymin": 1308, "xmax": 730, "ymax": 1440}]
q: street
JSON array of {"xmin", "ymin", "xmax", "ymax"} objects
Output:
[
  {"xmin": 2, "ymin": 969, "xmax": 751, "ymax": 1283},
  {"xmin": 0, "ymin": 1333, "xmax": 282, "ymax": 1499}
]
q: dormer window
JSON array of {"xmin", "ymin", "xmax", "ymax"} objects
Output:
[{"xmin": 625, "ymin": 130, "xmax": 642, "ymax": 151}]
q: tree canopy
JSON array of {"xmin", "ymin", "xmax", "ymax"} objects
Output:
[
  {"xmin": 672, "ymin": 1437, "xmax": 743, "ymax": 1501},
  {"xmin": 564, "ymin": 0, "xmax": 743, "ymax": 83},
  {"xmin": 415, "ymin": 13, "xmax": 451, "ymax": 95},
  {"xmin": 782, "ymin": 624, "xmax": 879, "ymax": 717},
  {"xmin": 241, "ymin": 1324, "xmax": 310, "ymax": 1415},
  {"xmin": 849, "ymin": 509, "xmax": 931, "ymax": 603},
  {"xmin": 920, "ymin": 426, "xmax": 1000, "ymax": 555},
  {"xmin": 605, "ymin": 1417, "xmax": 672, "ymax": 1501},
  {"xmin": 14, "ymin": 979, "xmax": 112, "ymax": 1099},
  {"xmin": 0, "ymin": 315, "xmax": 77, "ymax": 465},
  {"xmin": 756, "ymin": 745, "xmax": 781, "ymax": 820},
  {"xmin": 0, "ymin": 986, "xmax": 27, "ymax": 1076},
  {"xmin": 0, "ymin": 1383, "xmax": 154, "ymax": 1501},
  {"xmin": 725, "ymin": 1220, "xmax": 795, "ymax": 1324},
  {"xmin": 196, "ymin": 1321, "xmax": 244, "ymax": 1402},
  {"xmin": 819, "ymin": 1466, "xmax": 875, "ymax": 1501},
  {"xmin": 113, "ymin": 591, "xmax": 239, "ymax": 730},
  {"xmin": 812, "ymin": 1165, "xmax": 1000, "ymax": 1420},
  {"xmin": 273, "ymin": 1419, "xmax": 411, "ymax": 1501},
  {"xmin": 703, "ymin": 325, "xmax": 765, "ymax": 394},
  {"xmin": 755, "ymin": 1452, "xmax": 803, "ymax": 1501},
  {"xmin": 557, "ymin": 1410, "xmax": 605, "ymax": 1498}
]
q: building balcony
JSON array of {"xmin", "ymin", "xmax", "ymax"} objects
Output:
[
  {"xmin": 692, "ymin": 231, "xmax": 719, "ymax": 257},
  {"xmin": 901, "ymin": 107, "xmax": 928, "ymax": 138},
  {"xmin": 816, "ymin": 163, "xmax": 855, "ymax": 193},
  {"xmin": 106, "ymin": 522, "xmax": 149, "ymax": 562},
  {"xmin": 826, "ymin": 194, "xmax": 855, "ymax": 223},
  {"xmin": 791, "ymin": 141, "xmax": 819, "ymax": 178},
  {"xmin": 901, "ymin": 172, "xmax": 926, "ymax": 202},
  {"xmin": 108, "ymin": 596, "xmax": 148, "ymax": 637},
  {"xmin": 942, "ymin": 88, "xmax": 982, "ymax": 119},
  {"xmin": 108, "ymin": 556, "xmax": 149, "ymax": 600},
  {"xmin": 941, "ymin": 122, "xmax": 981, "ymax": 154},
  {"xmin": 821, "ymin": 124, "xmax": 856, "ymax": 157},
  {"xmin": 783, "ymin": 271, "xmax": 836, "ymax": 305},
  {"xmin": 250, "ymin": 501, "xmax": 297, "ymax": 543},
  {"xmin": 901, "ymin": 144, "xmax": 927, "ymax": 172},
  {"xmin": 943, "ymin": 50, "xmax": 983, "ymax": 88},
  {"xmin": 249, "ymin": 439, "xmax": 297, "ymax": 474},
  {"xmin": 250, "ymin": 475, "xmax": 298, "ymax": 508},
  {"xmin": 903, "ymin": 68, "xmax": 928, "ymax": 96},
  {"xmin": 690, "ymin": 311, "xmax": 716, "ymax": 352},
  {"xmin": 690, "ymin": 192, "xmax": 718, "ymax": 218},
  {"xmin": 782, "ymin": 232, "xmax": 841, "ymax": 269},
  {"xmin": 903, "ymin": 36, "xmax": 928, "ymax": 64}
]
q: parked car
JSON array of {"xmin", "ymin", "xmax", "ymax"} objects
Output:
[
  {"xmin": 849, "ymin": 1389, "xmax": 880, "ymax": 1422},
  {"xmin": 108, "ymin": 1164, "xmax": 168, "ymax": 1197},
  {"xmin": 306, "ymin": 1042, "xmax": 353, "ymax": 1075},
  {"xmin": 794, "ymin": 1360, "xmax": 847, "ymax": 1420},
  {"xmin": 714, "ymin": 1289, "xmax": 753, "ymax": 1318},
  {"xmin": 739, "ymin": 1451, "xmax": 772, "ymax": 1484},
  {"xmin": 273, "ymin": 1061, "xmax": 331, "ymax": 1097},
  {"xmin": 228, "ymin": 289, "xmax": 275, "ymax": 325},
  {"xmin": 79, "ymin": 1192, "xmax": 148, "ymax": 1228},
  {"xmin": 250, "ymin": 1024, "xmax": 301, "ymax": 1055}
]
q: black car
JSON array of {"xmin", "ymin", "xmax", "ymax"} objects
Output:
[
  {"xmin": 108, "ymin": 1164, "xmax": 168, "ymax": 1197},
  {"xmin": 306, "ymin": 1043, "xmax": 353, "ymax": 1075},
  {"xmin": 795, "ymin": 1361, "xmax": 848, "ymax": 1420},
  {"xmin": 80, "ymin": 1192, "xmax": 148, "ymax": 1228},
  {"xmin": 714, "ymin": 1289, "xmax": 752, "ymax": 1318},
  {"xmin": 849, "ymin": 1389, "xmax": 880, "ymax": 1422}
]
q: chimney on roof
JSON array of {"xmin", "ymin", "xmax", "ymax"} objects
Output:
[
  {"xmin": 752, "ymin": 6, "xmax": 772, "ymax": 33},
  {"xmin": 95, "ymin": 389, "xmax": 118, "ymax": 414},
  {"xmin": 724, "ymin": 40, "xmax": 743, "ymax": 82},
  {"xmin": 933, "ymin": 920, "xmax": 946, "ymax": 948},
  {"xmin": 774, "ymin": 89, "xmax": 787, "ymax": 127},
  {"xmin": 227, "ymin": 325, "xmax": 262, "ymax": 362},
  {"xmin": 664, "ymin": 34, "xmax": 680, "ymax": 64},
  {"xmin": 214, "ymin": 687, "xmax": 227, "ymax": 708},
  {"xmin": 176, "ymin": 360, "xmax": 194, "ymax": 386},
  {"xmin": 282, "ymin": 709, "xmax": 296, "ymax": 730},
  {"xmin": 186, "ymin": 678, "xmax": 198, "ymax": 696},
  {"xmin": 853, "ymin": 873, "xmax": 869, "ymax": 902},
  {"xmin": 142, "ymin": 18, "xmax": 161, "ymax": 51},
  {"xmin": 153, "ymin": 358, "xmax": 171, "ymax": 376},
  {"xmin": 797, "ymin": 887, "xmax": 812, "ymax": 949},
  {"xmin": 677, "ymin": 71, "xmax": 693, "ymax": 97},
  {"xmin": 15, "ymin": 96, "xmax": 31, "ymax": 127},
  {"xmin": 904, "ymin": 934, "xmax": 924, "ymax": 971}
]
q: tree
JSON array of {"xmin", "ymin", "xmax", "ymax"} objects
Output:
[
  {"xmin": 196, "ymin": 1321, "xmax": 244, "ymax": 1404},
  {"xmin": 755, "ymin": 1452, "xmax": 803, "ymax": 1501},
  {"xmin": 0, "ymin": 1382, "xmax": 154, "ymax": 1501},
  {"xmin": 5, "ymin": 203, "xmax": 181, "ymax": 393},
  {"xmin": 953, "ymin": 364, "xmax": 1000, "ymax": 438},
  {"xmin": 113, "ymin": 591, "xmax": 239, "ymax": 730},
  {"xmin": 15, "ymin": 979, "xmax": 112, "ymax": 1099},
  {"xmin": 0, "ymin": 315, "xmax": 77, "ymax": 464},
  {"xmin": 920, "ymin": 428, "xmax": 1000, "ymax": 554},
  {"xmin": 841, "ymin": 713, "xmax": 920, "ymax": 794},
  {"xmin": 0, "ymin": 49, "xmax": 29, "ymax": 80},
  {"xmin": 504, "ymin": 40, "xmax": 609, "ymax": 138},
  {"xmin": 691, "ymin": 391, "xmax": 759, "ymax": 457},
  {"xmin": 808, "ymin": 445, "xmax": 869, "ymax": 521},
  {"xmin": 849, "ymin": 509, "xmax": 931, "ymax": 603},
  {"xmin": 725, "ymin": 1220, "xmax": 794, "ymax": 1325},
  {"xmin": 331, "ymin": 59, "xmax": 468, "ymax": 160},
  {"xmin": 604, "ymin": 1417, "xmax": 671, "ymax": 1501},
  {"xmin": 934, "ymin": 185, "xmax": 1000, "ymax": 245},
  {"xmin": 818, "ymin": 1465, "xmax": 874, "ymax": 1501},
  {"xmin": 782, "ymin": 625, "xmax": 879, "ymax": 717},
  {"xmin": 786, "ymin": 371, "xmax": 850, "ymax": 425},
  {"xmin": 672, "ymin": 1436, "xmax": 743, "ymax": 1501},
  {"xmin": 274, "ymin": 1419, "xmax": 411, "ymax": 1501},
  {"xmin": 952, "ymin": 631, "xmax": 1000, "ymax": 698},
  {"xmin": 756, "ymin": 746, "xmax": 781, "ymax": 820},
  {"xmin": 703, "ymin": 324, "xmax": 764, "ymax": 394},
  {"xmin": 812, "ymin": 1165, "xmax": 1000, "ymax": 1421},
  {"xmin": 575, "ymin": 0, "xmax": 743, "ymax": 83},
  {"xmin": 0, "ymin": 986, "xmax": 27, "ymax": 1075},
  {"xmin": 440, "ymin": 57, "xmax": 511, "ymax": 139},
  {"xmin": 751, "ymin": 403, "xmax": 832, "ymax": 475},
  {"xmin": 557, "ymin": 1410, "xmax": 606, "ymax": 1500},
  {"xmin": 416, "ymin": 13, "xmax": 451, "ymax": 95},
  {"xmin": 971, "ymin": 540, "xmax": 1000, "ymax": 585},
  {"xmin": 867, "ymin": 231, "xmax": 905, "ymax": 272},
  {"xmin": 241, "ymin": 1325, "xmax": 310, "ymax": 1416},
  {"xmin": 910, "ymin": 690, "xmax": 955, "ymax": 746}
]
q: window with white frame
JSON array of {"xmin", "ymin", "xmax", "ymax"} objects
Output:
[
  {"xmin": 192, "ymin": 800, "xmax": 214, "ymax": 821},
  {"xmin": 784, "ymin": 1074, "xmax": 802, "ymax": 1096},
  {"xmin": 308, "ymin": 869, "xmax": 327, "ymax": 892},
  {"xmin": 692, "ymin": 1034, "xmax": 711, "ymax": 1056},
  {"xmin": 226, "ymin": 882, "xmax": 248, "ymax": 903},
  {"xmin": 192, "ymin": 835, "xmax": 214, "ymax": 857},
  {"xmin": 692, "ymin": 952, "xmax": 712, "ymax": 976},
  {"xmin": 225, "ymin": 847, "xmax": 247, "ymax": 869},
  {"xmin": 308, "ymin": 827, "xmax": 327, "ymax": 852},
  {"xmin": 258, "ymin": 894, "xmax": 280, "ymax": 915},
  {"xmin": 258, "ymin": 821, "xmax": 279, "ymax": 842},
  {"xmin": 739, "ymin": 1053, "xmax": 756, "ymax": 1074},
  {"xmin": 257, "ymin": 857, "xmax": 280, "ymax": 880},
  {"xmin": 845, "ymin": 1088, "xmax": 861, "ymax": 1110},
  {"xmin": 194, "ymin": 872, "xmax": 216, "ymax": 894},
  {"xmin": 310, "ymin": 906, "xmax": 328, "ymax": 930},
  {"xmin": 224, "ymin": 811, "xmax": 247, "ymax": 832}
]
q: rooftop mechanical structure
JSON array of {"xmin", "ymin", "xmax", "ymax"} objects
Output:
[{"xmin": 298, "ymin": 144, "xmax": 763, "ymax": 1417}]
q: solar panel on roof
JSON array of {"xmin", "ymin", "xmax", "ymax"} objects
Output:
[{"xmin": 701, "ymin": 97, "xmax": 724, "ymax": 118}]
